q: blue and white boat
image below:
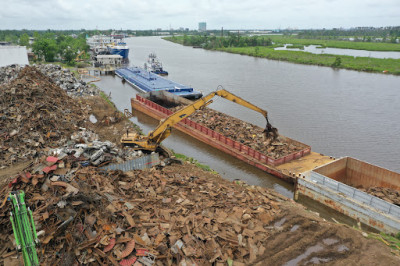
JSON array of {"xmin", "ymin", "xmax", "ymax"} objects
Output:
[
  {"xmin": 115, "ymin": 67, "xmax": 202, "ymax": 99},
  {"xmin": 107, "ymin": 41, "xmax": 129, "ymax": 59}
]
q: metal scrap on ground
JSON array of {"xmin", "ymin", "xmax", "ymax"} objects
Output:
[{"xmin": 0, "ymin": 66, "xmax": 88, "ymax": 168}]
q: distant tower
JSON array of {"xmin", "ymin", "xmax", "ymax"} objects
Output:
[{"xmin": 198, "ymin": 22, "xmax": 207, "ymax": 32}]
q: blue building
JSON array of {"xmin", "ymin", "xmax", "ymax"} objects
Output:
[{"xmin": 198, "ymin": 22, "xmax": 207, "ymax": 31}]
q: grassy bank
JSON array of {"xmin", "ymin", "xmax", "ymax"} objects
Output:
[
  {"xmin": 220, "ymin": 46, "xmax": 400, "ymax": 74},
  {"xmin": 267, "ymin": 36, "xmax": 400, "ymax": 51},
  {"xmin": 173, "ymin": 152, "xmax": 218, "ymax": 174},
  {"xmin": 164, "ymin": 36, "xmax": 400, "ymax": 74}
]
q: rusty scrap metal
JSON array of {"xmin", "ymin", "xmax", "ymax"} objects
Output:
[{"xmin": 169, "ymin": 105, "xmax": 304, "ymax": 159}]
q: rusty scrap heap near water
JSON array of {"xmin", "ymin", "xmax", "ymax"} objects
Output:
[{"xmin": 0, "ymin": 65, "xmax": 400, "ymax": 265}]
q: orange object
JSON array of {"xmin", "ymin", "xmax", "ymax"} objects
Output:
[{"xmin": 120, "ymin": 239, "xmax": 135, "ymax": 258}]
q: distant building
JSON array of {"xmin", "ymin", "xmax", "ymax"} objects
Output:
[
  {"xmin": 96, "ymin": 55, "xmax": 123, "ymax": 66},
  {"xmin": 198, "ymin": 22, "xmax": 207, "ymax": 31}
]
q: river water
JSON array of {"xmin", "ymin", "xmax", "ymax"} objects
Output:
[
  {"xmin": 275, "ymin": 44, "xmax": 400, "ymax": 59},
  {"xmin": 93, "ymin": 36, "xmax": 400, "ymax": 200}
]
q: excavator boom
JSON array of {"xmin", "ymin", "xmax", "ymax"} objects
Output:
[{"xmin": 121, "ymin": 88, "xmax": 278, "ymax": 151}]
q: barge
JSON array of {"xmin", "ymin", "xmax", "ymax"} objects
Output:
[
  {"xmin": 131, "ymin": 90, "xmax": 334, "ymax": 182},
  {"xmin": 116, "ymin": 67, "xmax": 202, "ymax": 99},
  {"xmin": 296, "ymin": 157, "xmax": 400, "ymax": 234}
]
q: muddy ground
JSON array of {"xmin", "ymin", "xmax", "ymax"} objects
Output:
[{"xmin": 253, "ymin": 202, "xmax": 399, "ymax": 265}]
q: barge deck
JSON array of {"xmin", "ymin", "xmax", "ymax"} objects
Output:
[{"xmin": 116, "ymin": 67, "xmax": 202, "ymax": 99}]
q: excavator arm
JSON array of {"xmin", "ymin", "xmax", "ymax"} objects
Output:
[{"xmin": 122, "ymin": 88, "xmax": 278, "ymax": 151}]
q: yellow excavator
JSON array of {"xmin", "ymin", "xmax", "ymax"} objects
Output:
[
  {"xmin": 75, "ymin": 51, "xmax": 86, "ymax": 62},
  {"xmin": 121, "ymin": 89, "xmax": 278, "ymax": 152}
]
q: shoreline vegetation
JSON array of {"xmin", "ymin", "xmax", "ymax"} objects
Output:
[{"xmin": 164, "ymin": 35, "xmax": 400, "ymax": 75}]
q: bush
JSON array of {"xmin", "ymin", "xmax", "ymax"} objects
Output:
[{"xmin": 331, "ymin": 56, "xmax": 342, "ymax": 67}]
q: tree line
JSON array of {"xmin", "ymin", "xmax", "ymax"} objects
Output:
[
  {"xmin": 32, "ymin": 32, "xmax": 89, "ymax": 65},
  {"xmin": 298, "ymin": 27, "xmax": 400, "ymax": 43},
  {"xmin": 0, "ymin": 30, "xmax": 90, "ymax": 65},
  {"xmin": 171, "ymin": 34, "xmax": 274, "ymax": 49}
]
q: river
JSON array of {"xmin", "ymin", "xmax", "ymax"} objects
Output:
[{"xmin": 93, "ymin": 36, "xmax": 400, "ymax": 200}]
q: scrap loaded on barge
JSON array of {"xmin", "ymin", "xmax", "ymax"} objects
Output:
[
  {"xmin": 130, "ymin": 90, "xmax": 400, "ymax": 234},
  {"xmin": 116, "ymin": 67, "xmax": 202, "ymax": 99}
]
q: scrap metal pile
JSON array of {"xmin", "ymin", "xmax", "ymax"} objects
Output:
[
  {"xmin": 37, "ymin": 64, "xmax": 99, "ymax": 97},
  {"xmin": 360, "ymin": 187, "xmax": 400, "ymax": 206},
  {"xmin": 169, "ymin": 106, "xmax": 305, "ymax": 159},
  {"xmin": 0, "ymin": 64, "xmax": 99, "ymax": 97},
  {"xmin": 0, "ymin": 66, "xmax": 142, "ymax": 169},
  {"xmin": 0, "ymin": 157, "xmax": 281, "ymax": 265},
  {"xmin": 0, "ymin": 64, "xmax": 24, "ymax": 85},
  {"xmin": 0, "ymin": 66, "xmax": 88, "ymax": 168}
]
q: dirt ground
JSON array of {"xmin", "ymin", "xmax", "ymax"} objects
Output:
[
  {"xmin": 252, "ymin": 202, "xmax": 400, "ymax": 265},
  {"xmin": 82, "ymin": 96, "xmax": 140, "ymax": 144}
]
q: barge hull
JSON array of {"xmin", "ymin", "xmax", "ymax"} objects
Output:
[{"xmin": 131, "ymin": 91, "xmax": 334, "ymax": 182}]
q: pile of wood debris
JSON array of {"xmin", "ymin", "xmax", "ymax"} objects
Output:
[{"xmin": 0, "ymin": 156, "xmax": 282, "ymax": 265}]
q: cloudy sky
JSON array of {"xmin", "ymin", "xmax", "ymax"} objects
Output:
[{"xmin": 0, "ymin": 0, "xmax": 399, "ymax": 30}]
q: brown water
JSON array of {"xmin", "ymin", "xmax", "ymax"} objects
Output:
[{"xmin": 93, "ymin": 36, "xmax": 400, "ymax": 200}]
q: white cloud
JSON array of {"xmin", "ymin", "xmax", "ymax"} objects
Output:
[{"xmin": 0, "ymin": 0, "xmax": 398, "ymax": 29}]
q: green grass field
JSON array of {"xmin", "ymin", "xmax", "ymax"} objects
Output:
[{"xmin": 220, "ymin": 46, "xmax": 400, "ymax": 74}]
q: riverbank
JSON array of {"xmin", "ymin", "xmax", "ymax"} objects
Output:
[
  {"xmin": 219, "ymin": 46, "xmax": 400, "ymax": 74},
  {"xmin": 0, "ymin": 65, "xmax": 399, "ymax": 265},
  {"xmin": 164, "ymin": 36, "xmax": 400, "ymax": 75},
  {"xmin": 267, "ymin": 35, "xmax": 400, "ymax": 52}
]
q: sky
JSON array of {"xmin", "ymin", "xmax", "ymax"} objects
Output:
[{"xmin": 0, "ymin": 0, "xmax": 399, "ymax": 30}]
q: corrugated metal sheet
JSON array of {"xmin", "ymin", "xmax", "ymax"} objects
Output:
[
  {"xmin": 100, "ymin": 153, "xmax": 160, "ymax": 171},
  {"xmin": 297, "ymin": 172, "xmax": 400, "ymax": 234},
  {"xmin": 306, "ymin": 171, "xmax": 400, "ymax": 219}
]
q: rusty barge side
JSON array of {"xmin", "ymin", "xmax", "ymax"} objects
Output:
[
  {"xmin": 131, "ymin": 91, "xmax": 334, "ymax": 182},
  {"xmin": 296, "ymin": 157, "xmax": 400, "ymax": 234}
]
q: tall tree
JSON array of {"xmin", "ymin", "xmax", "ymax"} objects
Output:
[{"xmin": 19, "ymin": 33, "xmax": 29, "ymax": 47}]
